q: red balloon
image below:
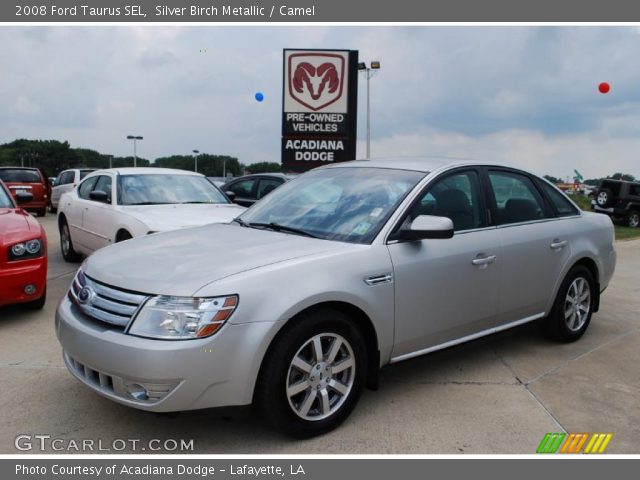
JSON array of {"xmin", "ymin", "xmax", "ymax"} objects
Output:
[{"xmin": 598, "ymin": 82, "xmax": 610, "ymax": 94}]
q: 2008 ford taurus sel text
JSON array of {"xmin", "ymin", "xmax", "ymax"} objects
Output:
[{"xmin": 55, "ymin": 158, "xmax": 616, "ymax": 438}]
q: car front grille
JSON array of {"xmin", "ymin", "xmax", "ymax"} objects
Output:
[{"xmin": 68, "ymin": 270, "xmax": 149, "ymax": 329}]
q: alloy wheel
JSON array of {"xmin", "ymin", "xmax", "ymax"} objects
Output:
[
  {"xmin": 564, "ymin": 277, "xmax": 591, "ymax": 332},
  {"xmin": 286, "ymin": 333, "xmax": 355, "ymax": 421}
]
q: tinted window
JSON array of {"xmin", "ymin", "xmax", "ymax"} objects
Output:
[
  {"xmin": 630, "ymin": 184, "xmax": 640, "ymax": 197},
  {"xmin": 227, "ymin": 179, "xmax": 255, "ymax": 198},
  {"xmin": 79, "ymin": 170, "xmax": 93, "ymax": 180},
  {"xmin": 257, "ymin": 178, "xmax": 283, "ymax": 199},
  {"xmin": 60, "ymin": 171, "xmax": 74, "ymax": 185},
  {"xmin": 78, "ymin": 176, "xmax": 99, "ymax": 200},
  {"xmin": 0, "ymin": 183, "xmax": 14, "ymax": 208},
  {"xmin": 0, "ymin": 169, "xmax": 41, "ymax": 183},
  {"xmin": 539, "ymin": 181, "xmax": 579, "ymax": 217},
  {"xmin": 93, "ymin": 175, "xmax": 113, "ymax": 203},
  {"xmin": 489, "ymin": 171, "xmax": 548, "ymax": 225},
  {"xmin": 412, "ymin": 170, "xmax": 485, "ymax": 231}
]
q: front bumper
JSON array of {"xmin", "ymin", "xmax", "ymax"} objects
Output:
[
  {"xmin": 55, "ymin": 295, "xmax": 279, "ymax": 412},
  {"xmin": 0, "ymin": 258, "xmax": 47, "ymax": 307}
]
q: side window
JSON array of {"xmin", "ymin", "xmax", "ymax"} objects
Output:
[
  {"xmin": 539, "ymin": 181, "xmax": 579, "ymax": 217},
  {"xmin": 78, "ymin": 176, "xmax": 98, "ymax": 200},
  {"xmin": 58, "ymin": 172, "xmax": 71, "ymax": 185},
  {"xmin": 93, "ymin": 175, "xmax": 113, "ymax": 203},
  {"xmin": 227, "ymin": 179, "xmax": 255, "ymax": 198},
  {"xmin": 489, "ymin": 171, "xmax": 548, "ymax": 225},
  {"xmin": 630, "ymin": 184, "xmax": 640, "ymax": 197},
  {"xmin": 257, "ymin": 178, "xmax": 282, "ymax": 199},
  {"xmin": 412, "ymin": 170, "xmax": 485, "ymax": 231}
]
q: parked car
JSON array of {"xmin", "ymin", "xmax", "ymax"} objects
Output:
[
  {"xmin": 56, "ymin": 158, "xmax": 616, "ymax": 438},
  {"xmin": 50, "ymin": 168, "xmax": 96, "ymax": 213},
  {"xmin": 57, "ymin": 168, "xmax": 246, "ymax": 262},
  {"xmin": 222, "ymin": 173, "xmax": 293, "ymax": 207},
  {"xmin": 591, "ymin": 178, "xmax": 640, "ymax": 228},
  {"xmin": 0, "ymin": 180, "xmax": 47, "ymax": 309},
  {"xmin": 0, "ymin": 167, "xmax": 49, "ymax": 216}
]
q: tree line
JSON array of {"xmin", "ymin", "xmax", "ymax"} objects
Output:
[{"xmin": 0, "ymin": 139, "xmax": 283, "ymax": 178}]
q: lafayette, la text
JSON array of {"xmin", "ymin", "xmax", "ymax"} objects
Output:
[{"xmin": 16, "ymin": 464, "xmax": 306, "ymax": 477}]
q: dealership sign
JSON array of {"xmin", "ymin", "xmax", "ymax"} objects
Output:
[{"xmin": 282, "ymin": 49, "xmax": 358, "ymax": 172}]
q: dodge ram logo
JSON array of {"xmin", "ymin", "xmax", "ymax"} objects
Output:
[{"xmin": 288, "ymin": 53, "xmax": 345, "ymax": 111}]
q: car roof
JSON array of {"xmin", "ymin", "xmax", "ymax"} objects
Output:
[
  {"xmin": 321, "ymin": 156, "xmax": 492, "ymax": 173},
  {"xmin": 90, "ymin": 167, "xmax": 204, "ymax": 176},
  {"xmin": 231, "ymin": 173, "xmax": 292, "ymax": 180},
  {"xmin": 0, "ymin": 166, "xmax": 40, "ymax": 171}
]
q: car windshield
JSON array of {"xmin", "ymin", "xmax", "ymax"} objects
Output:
[
  {"xmin": 0, "ymin": 169, "xmax": 41, "ymax": 183},
  {"xmin": 0, "ymin": 184, "xmax": 14, "ymax": 208},
  {"xmin": 119, "ymin": 174, "xmax": 229, "ymax": 206},
  {"xmin": 240, "ymin": 167, "xmax": 425, "ymax": 244}
]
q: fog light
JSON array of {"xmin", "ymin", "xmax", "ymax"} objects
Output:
[
  {"xmin": 24, "ymin": 284, "xmax": 37, "ymax": 295},
  {"xmin": 125, "ymin": 383, "xmax": 149, "ymax": 401}
]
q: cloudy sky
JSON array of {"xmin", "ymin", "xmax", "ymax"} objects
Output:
[{"xmin": 1, "ymin": 26, "xmax": 639, "ymax": 179}]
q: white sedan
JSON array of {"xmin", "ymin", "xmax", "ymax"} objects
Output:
[{"xmin": 58, "ymin": 168, "xmax": 245, "ymax": 262}]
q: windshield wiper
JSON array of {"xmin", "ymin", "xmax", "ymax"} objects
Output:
[
  {"xmin": 232, "ymin": 217, "xmax": 250, "ymax": 227},
  {"xmin": 249, "ymin": 222, "xmax": 319, "ymax": 238}
]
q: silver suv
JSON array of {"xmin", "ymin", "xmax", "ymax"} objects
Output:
[{"xmin": 55, "ymin": 158, "xmax": 616, "ymax": 437}]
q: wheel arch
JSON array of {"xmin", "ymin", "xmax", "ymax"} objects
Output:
[
  {"xmin": 572, "ymin": 257, "xmax": 601, "ymax": 312},
  {"xmin": 254, "ymin": 300, "xmax": 381, "ymax": 402}
]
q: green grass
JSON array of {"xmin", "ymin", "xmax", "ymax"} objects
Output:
[{"xmin": 567, "ymin": 193, "xmax": 640, "ymax": 241}]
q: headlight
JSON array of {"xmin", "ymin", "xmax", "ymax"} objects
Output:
[
  {"xmin": 128, "ymin": 295, "xmax": 238, "ymax": 340},
  {"xmin": 8, "ymin": 238, "xmax": 43, "ymax": 261}
]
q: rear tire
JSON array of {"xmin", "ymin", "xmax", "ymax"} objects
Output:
[
  {"xmin": 543, "ymin": 265, "xmax": 595, "ymax": 342},
  {"xmin": 60, "ymin": 220, "xmax": 81, "ymax": 262},
  {"xmin": 595, "ymin": 189, "xmax": 613, "ymax": 208},
  {"xmin": 49, "ymin": 203, "xmax": 57, "ymax": 214},
  {"xmin": 37, "ymin": 208, "xmax": 47, "ymax": 217},
  {"xmin": 256, "ymin": 308, "xmax": 367, "ymax": 438},
  {"xmin": 628, "ymin": 210, "xmax": 640, "ymax": 228}
]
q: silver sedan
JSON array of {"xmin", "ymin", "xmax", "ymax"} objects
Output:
[{"xmin": 55, "ymin": 158, "xmax": 616, "ymax": 438}]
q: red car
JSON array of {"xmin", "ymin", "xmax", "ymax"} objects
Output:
[
  {"xmin": 0, "ymin": 167, "xmax": 50, "ymax": 217},
  {"xmin": 0, "ymin": 179, "xmax": 47, "ymax": 309}
]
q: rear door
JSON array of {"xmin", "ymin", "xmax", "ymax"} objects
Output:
[
  {"xmin": 67, "ymin": 175, "xmax": 99, "ymax": 251},
  {"xmin": 486, "ymin": 168, "xmax": 572, "ymax": 323},
  {"xmin": 52, "ymin": 171, "xmax": 73, "ymax": 207}
]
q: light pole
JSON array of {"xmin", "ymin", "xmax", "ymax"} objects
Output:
[
  {"xmin": 358, "ymin": 60, "xmax": 381, "ymax": 159},
  {"xmin": 126, "ymin": 135, "xmax": 143, "ymax": 167},
  {"xmin": 193, "ymin": 150, "xmax": 200, "ymax": 173},
  {"xmin": 222, "ymin": 158, "xmax": 227, "ymax": 179}
]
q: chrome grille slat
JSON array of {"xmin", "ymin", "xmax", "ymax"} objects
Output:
[
  {"xmin": 84, "ymin": 276, "xmax": 147, "ymax": 305},
  {"xmin": 69, "ymin": 271, "xmax": 149, "ymax": 329},
  {"xmin": 90, "ymin": 295, "xmax": 139, "ymax": 316}
]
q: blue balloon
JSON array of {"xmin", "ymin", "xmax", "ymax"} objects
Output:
[{"xmin": 255, "ymin": 92, "xmax": 264, "ymax": 102}]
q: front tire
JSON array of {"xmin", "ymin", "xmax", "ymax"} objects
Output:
[
  {"xmin": 60, "ymin": 220, "xmax": 81, "ymax": 262},
  {"xmin": 256, "ymin": 308, "xmax": 367, "ymax": 438},
  {"xmin": 543, "ymin": 265, "xmax": 595, "ymax": 342}
]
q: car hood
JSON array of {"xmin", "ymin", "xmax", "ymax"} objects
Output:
[
  {"xmin": 85, "ymin": 223, "xmax": 350, "ymax": 296},
  {"xmin": 122, "ymin": 203, "xmax": 246, "ymax": 231},
  {"xmin": 0, "ymin": 208, "xmax": 41, "ymax": 245}
]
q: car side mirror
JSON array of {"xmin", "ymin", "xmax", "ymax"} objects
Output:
[
  {"xmin": 89, "ymin": 190, "xmax": 109, "ymax": 203},
  {"xmin": 398, "ymin": 215, "xmax": 454, "ymax": 241},
  {"xmin": 225, "ymin": 191, "xmax": 236, "ymax": 202},
  {"xmin": 15, "ymin": 192, "xmax": 33, "ymax": 204}
]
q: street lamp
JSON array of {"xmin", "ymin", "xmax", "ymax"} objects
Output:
[
  {"xmin": 126, "ymin": 135, "xmax": 143, "ymax": 167},
  {"xmin": 358, "ymin": 60, "xmax": 381, "ymax": 159},
  {"xmin": 193, "ymin": 150, "xmax": 200, "ymax": 173}
]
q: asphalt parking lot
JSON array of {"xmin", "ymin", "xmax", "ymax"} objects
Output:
[{"xmin": 1, "ymin": 213, "xmax": 639, "ymax": 454}]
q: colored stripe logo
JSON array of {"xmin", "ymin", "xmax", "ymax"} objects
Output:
[{"xmin": 537, "ymin": 433, "xmax": 612, "ymax": 454}]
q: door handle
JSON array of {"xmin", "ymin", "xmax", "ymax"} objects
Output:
[
  {"xmin": 472, "ymin": 254, "xmax": 497, "ymax": 267},
  {"xmin": 550, "ymin": 239, "xmax": 568, "ymax": 250}
]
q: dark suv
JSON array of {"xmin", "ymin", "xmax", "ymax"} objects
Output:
[{"xmin": 591, "ymin": 178, "xmax": 640, "ymax": 228}]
